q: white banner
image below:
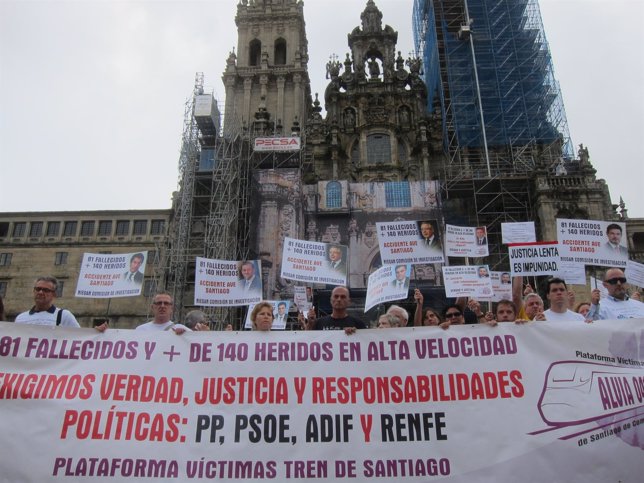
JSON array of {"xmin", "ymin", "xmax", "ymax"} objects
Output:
[
  {"xmin": 244, "ymin": 300, "xmax": 290, "ymax": 330},
  {"xmin": 364, "ymin": 264, "xmax": 410, "ymax": 312},
  {"xmin": 478, "ymin": 271, "xmax": 513, "ymax": 302},
  {"xmin": 501, "ymin": 221, "xmax": 536, "ymax": 244},
  {"xmin": 281, "ymin": 238, "xmax": 347, "ymax": 286},
  {"xmin": 442, "ymin": 265, "xmax": 493, "ymax": 298},
  {"xmin": 253, "ymin": 136, "xmax": 301, "ymax": 152},
  {"xmin": 75, "ymin": 251, "xmax": 147, "ymax": 298},
  {"xmin": 445, "ymin": 224, "xmax": 489, "ymax": 258},
  {"xmin": 557, "ymin": 219, "xmax": 628, "ymax": 268},
  {"xmin": 1, "ymin": 321, "xmax": 642, "ymax": 482},
  {"xmin": 194, "ymin": 257, "xmax": 262, "ymax": 307},
  {"xmin": 376, "ymin": 220, "xmax": 444, "ymax": 265},
  {"xmin": 509, "ymin": 241, "xmax": 561, "ymax": 277}
]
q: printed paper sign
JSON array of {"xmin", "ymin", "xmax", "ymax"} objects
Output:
[
  {"xmin": 281, "ymin": 237, "xmax": 347, "ymax": 286},
  {"xmin": 364, "ymin": 264, "xmax": 411, "ymax": 312},
  {"xmin": 478, "ymin": 271, "xmax": 513, "ymax": 302},
  {"xmin": 590, "ymin": 277, "xmax": 609, "ymax": 299},
  {"xmin": 194, "ymin": 257, "xmax": 262, "ymax": 307},
  {"xmin": 501, "ymin": 221, "xmax": 536, "ymax": 244},
  {"xmin": 442, "ymin": 265, "xmax": 494, "ymax": 298},
  {"xmin": 1, "ymin": 321, "xmax": 643, "ymax": 482},
  {"xmin": 625, "ymin": 260, "xmax": 644, "ymax": 289},
  {"xmin": 557, "ymin": 219, "xmax": 628, "ymax": 268},
  {"xmin": 509, "ymin": 241, "xmax": 561, "ymax": 277},
  {"xmin": 376, "ymin": 220, "xmax": 444, "ymax": 265},
  {"xmin": 75, "ymin": 251, "xmax": 147, "ymax": 298},
  {"xmin": 244, "ymin": 300, "xmax": 290, "ymax": 330},
  {"xmin": 445, "ymin": 224, "xmax": 489, "ymax": 257},
  {"xmin": 560, "ymin": 260, "xmax": 587, "ymax": 286}
]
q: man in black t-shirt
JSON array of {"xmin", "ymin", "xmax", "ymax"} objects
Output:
[{"xmin": 304, "ymin": 286, "xmax": 366, "ymax": 332}]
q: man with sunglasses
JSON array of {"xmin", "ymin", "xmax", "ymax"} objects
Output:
[
  {"xmin": 136, "ymin": 292, "xmax": 191, "ymax": 333},
  {"xmin": 15, "ymin": 276, "xmax": 80, "ymax": 327},
  {"xmin": 588, "ymin": 268, "xmax": 644, "ymax": 320}
]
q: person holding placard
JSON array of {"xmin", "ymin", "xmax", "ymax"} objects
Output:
[
  {"xmin": 386, "ymin": 304, "xmax": 409, "ymax": 327},
  {"xmin": 413, "ymin": 289, "xmax": 442, "ymax": 327},
  {"xmin": 251, "ymin": 302, "xmax": 274, "ymax": 331},
  {"xmin": 588, "ymin": 268, "xmax": 644, "ymax": 320},
  {"xmin": 15, "ymin": 276, "xmax": 81, "ymax": 328},
  {"xmin": 136, "ymin": 292, "xmax": 190, "ymax": 334},
  {"xmin": 543, "ymin": 278, "xmax": 586, "ymax": 323},
  {"xmin": 303, "ymin": 287, "xmax": 365, "ymax": 332}
]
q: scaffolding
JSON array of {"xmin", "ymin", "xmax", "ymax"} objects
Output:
[
  {"xmin": 162, "ymin": 72, "xmax": 306, "ymax": 327},
  {"xmin": 412, "ymin": 0, "xmax": 573, "ymax": 267},
  {"xmin": 413, "ymin": 0, "xmax": 572, "ymax": 170}
]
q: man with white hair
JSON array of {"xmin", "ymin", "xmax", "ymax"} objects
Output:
[{"xmin": 386, "ymin": 304, "xmax": 409, "ymax": 327}]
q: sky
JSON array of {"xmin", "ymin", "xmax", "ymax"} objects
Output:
[{"xmin": 1, "ymin": 0, "xmax": 642, "ymax": 217}]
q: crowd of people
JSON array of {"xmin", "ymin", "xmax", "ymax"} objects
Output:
[{"xmin": 3, "ymin": 267, "xmax": 643, "ymax": 335}]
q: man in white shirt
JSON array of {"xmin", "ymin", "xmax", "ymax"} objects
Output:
[
  {"xmin": 588, "ymin": 268, "xmax": 644, "ymax": 320},
  {"xmin": 15, "ymin": 276, "xmax": 80, "ymax": 328},
  {"xmin": 136, "ymin": 292, "xmax": 191, "ymax": 334},
  {"xmin": 543, "ymin": 277, "xmax": 586, "ymax": 323}
]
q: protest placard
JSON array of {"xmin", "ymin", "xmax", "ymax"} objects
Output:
[
  {"xmin": 364, "ymin": 264, "xmax": 411, "ymax": 312},
  {"xmin": 194, "ymin": 257, "xmax": 262, "ymax": 307},
  {"xmin": 445, "ymin": 224, "xmax": 489, "ymax": 257},
  {"xmin": 244, "ymin": 300, "xmax": 290, "ymax": 330},
  {"xmin": 501, "ymin": 221, "xmax": 536, "ymax": 244},
  {"xmin": 376, "ymin": 220, "xmax": 444, "ymax": 265},
  {"xmin": 3, "ymin": 321, "xmax": 641, "ymax": 482},
  {"xmin": 557, "ymin": 219, "xmax": 628, "ymax": 268},
  {"xmin": 509, "ymin": 241, "xmax": 561, "ymax": 277},
  {"xmin": 75, "ymin": 251, "xmax": 148, "ymax": 298},
  {"xmin": 442, "ymin": 265, "xmax": 493, "ymax": 298},
  {"xmin": 478, "ymin": 271, "xmax": 513, "ymax": 302},
  {"xmin": 293, "ymin": 286, "xmax": 311, "ymax": 314},
  {"xmin": 281, "ymin": 238, "xmax": 347, "ymax": 286},
  {"xmin": 560, "ymin": 260, "xmax": 587, "ymax": 285},
  {"xmin": 625, "ymin": 260, "xmax": 644, "ymax": 289}
]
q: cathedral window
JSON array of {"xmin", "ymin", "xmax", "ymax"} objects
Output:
[
  {"xmin": 249, "ymin": 39, "xmax": 261, "ymax": 66},
  {"xmin": 385, "ymin": 182, "xmax": 411, "ymax": 208},
  {"xmin": 274, "ymin": 38, "xmax": 286, "ymax": 65},
  {"xmin": 366, "ymin": 133, "xmax": 391, "ymax": 164},
  {"xmin": 398, "ymin": 139, "xmax": 408, "ymax": 163},
  {"xmin": 326, "ymin": 181, "xmax": 342, "ymax": 208}
]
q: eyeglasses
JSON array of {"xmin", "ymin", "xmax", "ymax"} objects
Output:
[
  {"xmin": 33, "ymin": 287, "xmax": 55, "ymax": 293},
  {"xmin": 445, "ymin": 312, "xmax": 462, "ymax": 319},
  {"xmin": 153, "ymin": 301, "xmax": 173, "ymax": 306},
  {"xmin": 605, "ymin": 277, "xmax": 627, "ymax": 285}
]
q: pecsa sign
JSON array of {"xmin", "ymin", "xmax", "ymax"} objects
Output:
[{"xmin": 254, "ymin": 136, "xmax": 301, "ymax": 152}]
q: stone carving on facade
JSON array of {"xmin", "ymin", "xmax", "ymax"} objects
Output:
[
  {"xmin": 321, "ymin": 224, "xmax": 342, "ymax": 244},
  {"xmin": 363, "ymin": 221, "xmax": 378, "ymax": 248},
  {"xmin": 344, "ymin": 108, "xmax": 356, "ymax": 129},
  {"xmin": 398, "ymin": 106, "xmax": 411, "ymax": 129},
  {"xmin": 360, "ymin": 0, "xmax": 383, "ymax": 33},
  {"xmin": 348, "ymin": 218, "xmax": 359, "ymax": 236},
  {"xmin": 306, "ymin": 220, "xmax": 318, "ymax": 241},
  {"xmin": 578, "ymin": 143, "xmax": 590, "ymax": 165},
  {"xmin": 368, "ymin": 57, "xmax": 381, "ymax": 80}
]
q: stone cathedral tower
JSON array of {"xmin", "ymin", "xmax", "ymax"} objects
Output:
[{"xmin": 222, "ymin": 0, "xmax": 311, "ymax": 133}]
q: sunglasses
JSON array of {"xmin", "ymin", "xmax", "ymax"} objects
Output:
[
  {"xmin": 605, "ymin": 277, "xmax": 627, "ymax": 285},
  {"xmin": 33, "ymin": 287, "xmax": 55, "ymax": 293},
  {"xmin": 445, "ymin": 312, "xmax": 462, "ymax": 319}
]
